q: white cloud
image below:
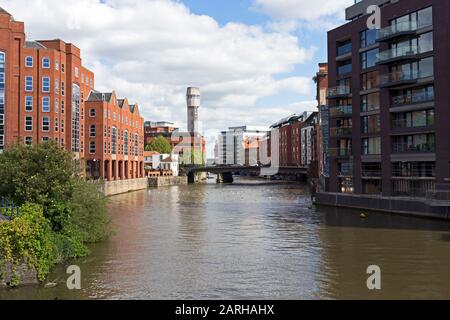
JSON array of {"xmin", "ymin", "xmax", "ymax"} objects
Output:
[
  {"xmin": 1, "ymin": 0, "xmax": 320, "ymax": 156},
  {"xmin": 252, "ymin": 0, "xmax": 353, "ymax": 21}
]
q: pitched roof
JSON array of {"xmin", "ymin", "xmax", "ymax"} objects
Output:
[
  {"xmin": 0, "ymin": 7, "xmax": 12, "ymax": 16},
  {"xmin": 87, "ymin": 91, "xmax": 113, "ymax": 102},
  {"xmin": 25, "ymin": 41, "xmax": 47, "ymax": 49}
]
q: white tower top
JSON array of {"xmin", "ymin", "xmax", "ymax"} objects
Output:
[{"xmin": 187, "ymin": 87, "xmax": 200, "ymax": 134}]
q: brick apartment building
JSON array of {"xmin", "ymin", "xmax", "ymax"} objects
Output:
[
  {"xmin": 144, "ymin": 121, "xmax": 179, "ymax": 149},
  {"xmin": 327, "ymin": 0, "xmax": 442, "ymax": 197},
  {"xmin": 0, "ymin": 7, "xmax": 145, "ymax": 180}
]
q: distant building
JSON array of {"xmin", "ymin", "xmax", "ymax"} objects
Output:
[
  {"xmin": 217, "ymin": 126, "xmax": 268, "ymax": 166},
  {"xmin": 144, "ymin": 121, "xmax": 179, "ymax": 149},
  {"xmin": 301, "ymin": 112, "xmax": 319, "ymax": 167},
  {"xmin": 144, "ymin": 151, "xmax": 179, "ymax": 176}
]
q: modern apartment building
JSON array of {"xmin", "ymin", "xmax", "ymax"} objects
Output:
[
  {"xmin": 144, "ymin": 121, "xmax": 179, "ymax": 148},
  {"xmin": 0, "ymin": 8, "xmax": 94, "ymax": 158},
  {"xmin": 85, "ymin": 92, "xmax": 145, "ymax": 180},
  {"xmin": 327, "ymin": 0, "xmax": 441, "ymax": 197}
]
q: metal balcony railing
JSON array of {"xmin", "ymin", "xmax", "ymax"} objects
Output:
[
  {"xmin": 329, "ymin": 105, "xmax": 353, "ymax": 117},
  {"xmin": 392, "ymin": 142, "xmax": 435, "ymax": 153},
  {"xmin": 377, "ymin": 21, "xmax": 419, "ymax": 41}
]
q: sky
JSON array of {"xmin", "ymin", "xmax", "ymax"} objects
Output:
[{"xmin": 0, "ymin": 0, "xmax": 354, "ymax": 157}]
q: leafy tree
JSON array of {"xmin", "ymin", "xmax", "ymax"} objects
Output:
[{"xmin": 145, "ymin": 135, "xmax": 172, "ymax": 154}]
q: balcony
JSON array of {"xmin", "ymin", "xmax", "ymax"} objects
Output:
[
  {"xmin": 392, "ymin": 142, "xmax": 435, "ymax": 154},
  {"xmin": 327, "ymin": 86, "xmax": 351, "ymax": 99},
  {"xmin": 361, "ymin": 170, "xmax": 382, "ymax": 178},
  {"xmin": 377, "ymin": 21, "xmax": 419, "ymax": 42},
  {"xmin": 329, "ymin": 148, "xmax": 352, "ymax": 158},
  {"xmin": 392, "ymin": 117, "xmax": 434, "ymax": 130},
  {"xmin": 392, "ymin": 91, "xmax": 434, "ymax": 108},
  {"xmin": 379, "ymin": 71, "xmax": 420, "ymax": 88},
  {"xmin": 330, "ymin": 127, "xmax": 353, "ymax": 138},
  {"xmin": 377, "ymin": 46, "xmax": 420, "ymax": 65},
  {"xmin": 329, "ymin": 105, "xmax": 352, "ymax": 118}
]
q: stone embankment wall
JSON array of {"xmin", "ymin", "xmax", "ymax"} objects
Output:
[
  {"xmin": 148, "ymin": 176, "xmax": 188, "ymax": 187},
  {"xmin": 99, "ymin": 178, "xmax": 149, "ymax": 196}
]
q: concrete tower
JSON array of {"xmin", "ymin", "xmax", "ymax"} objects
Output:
[{"xmin": 187, "ymin": 87, "xmax": 200, "ymax": 134}]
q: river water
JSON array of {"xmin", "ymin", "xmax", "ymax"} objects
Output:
[{"xmin": 2, "ymin": 178, "xmax": 450, "ymax": 300}]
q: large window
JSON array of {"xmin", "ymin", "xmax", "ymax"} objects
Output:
[
  {"xmin": 90, "ymin": 125, "xmax": 96, "ymax": 137},
  {"xmin": 42, "ymin": 58, "xmax": 51, "ymax": 68},
  {"xmin": 392, "ymin": 84, "xmax": 434, "ymax": 106},
  {"xmin": 0, "ymin": 52, "xmax": 5, "ymax": 151},
  {"xmin": 392, "ymin": 134, "xmax": 435, "ymax": 153},
  {"xmin": 362, "ymin": 137, "xmax": 381, "ymax": 155},
  {"xmin": 90, "ymin": 141, "xmax": 96, "ymax": 154},
  {"xmin": 25, "ymin": 56, "xmax": 33, "ymax": 67},
  {"xmin": 361, "ymin": 48, "xmax": 378, "ymax": 69},
  {"xmin": 361, "ymin": 115, "xmax": 380, "ymax": 134},
  {"xmin": 389, "ymin": 56, "xmax": 434, "ymax": 79},
  {"xmin": 135, "ymin": 134, "xmax": 139, "ymax": 156},
  {"xmin": 361, "ymin": 93, "xmax": 380, "ymax": 112},
  {"xmin": 360, "ymin": 29, "xmax": 378, "ymax": 48},
  {"xmin": 124, "ymin": 131, "xmax": 129, "ymax": 156},
  {"xmin": 392, "ymin": 109, "xmax": 434, "ymax": 128},
  {"xmin": 391, "ymin": 7, "xmax": 433, "ymax": 29},
  {"xmin": 361, "ymin": 71, "xmax": 379, "ymax": 91},
  {"xmin": 112, "ymin": 127, "xmax": 117, "ymax": 155},
  {"xmin": 72, "ymin": 84, "xmax": 80, "ymax": 152}
]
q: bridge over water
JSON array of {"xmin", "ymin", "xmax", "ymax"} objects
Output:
[{"xmin": 181, "ymin": 165, "xmax": 309, "ymax": 183}]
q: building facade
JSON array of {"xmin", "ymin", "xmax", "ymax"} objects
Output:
[
  {"xmin": 314, "ymin": 63, "xmax": 329, "ymax": 180},
  {"xmin": 217, "ymin": 126, "xmax": 268, "ymax": 166},
  {"xmin": 327, "ymin": 0, "xmax": 442, "ymax": 196},
  {"xmin": 0, "ymin": 7, "xmax": 145, "ymax": 181},
  {"xmin": 144, "ymin": 121, "xmax": 179, "ymax": 149},
  {"xmin": 85, "ymin": 91, "xmax": 145, "ymax": 181},
  {"xmin": 0, "ymin": 8, "xmax": 94, "ymax": 159}
]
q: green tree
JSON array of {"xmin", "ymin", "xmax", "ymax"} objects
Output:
[{"xmin": 145, "ymin": 135, "xmax": 172, "ymax": 154}]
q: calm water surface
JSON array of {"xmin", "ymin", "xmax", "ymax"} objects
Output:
[{"xmin": 2, "ymin": 178, "xmax": 450, "ymax": 300}]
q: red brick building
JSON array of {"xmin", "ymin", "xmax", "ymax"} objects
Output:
[
  {"xmin": 85, "ymin": 91, "xmax": 145, "ymax": 180},
  {"xmin": 270, "ymin": 115, "xmax": 303, "ymax": 167},
  {"xmin": 0, "ymin": 7, "xmax": 145, "ymax": 181}
]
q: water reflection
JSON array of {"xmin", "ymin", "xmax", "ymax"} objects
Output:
[{"xmin": 1, "ymin": 178, "xmax": 450, "ymax": 300}]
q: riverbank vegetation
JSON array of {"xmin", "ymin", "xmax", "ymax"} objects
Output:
[{"xmin": 0, "ymin": 142, "xmax": 110, "ymax": 286}]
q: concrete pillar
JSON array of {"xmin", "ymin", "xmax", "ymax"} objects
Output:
[
  {"xmin": 106, "ymin": 160, "xmax": 112, "ymax": 181},
  {"xmin": 120, "ymin": 161, "xmax": 125, "ymax": 180}
]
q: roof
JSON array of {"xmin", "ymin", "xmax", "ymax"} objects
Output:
[
  {"xmin": 144, "ymin": 151, "xmax": 160, "ymax": 157},
  {"xmin": 87, "ymin": 91, "xmax": 113, "ymax": 102},
  {"xmin": 161, "ymin": 156, "xmax": 176, "ymax": 163},
  {"xmin": 270, "ymin": 114, "xmax": 301, "ymax": 129},
  {"xmin": 25, "ymin": 41, "xmax": 47, "ymax": 49},
  {"xmin": 0, "ymin": 7, "xmax": 12, "ymax": 16}
]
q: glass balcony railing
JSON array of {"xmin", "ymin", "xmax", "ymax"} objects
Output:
[
  {"xmin": 392, "ymin": 117, "xmax": 435, "ymax": 129},
  {"xmin": 337, "ymin": 43, "xmax": 352, "ymax": 56},
  {"xmin": 330, "ymin": 127, "xmax": 353, "ymax": 137},
  {"xmin": 392, "ymin": 142, "xmax": 435, "ymax": 153},
  {"xmin": 327, "ymin": 86, "xmax": 351, "ymax": 98},
  {"xmin": 338, "ymin": 64, "xmax": 352, "ymax": 75},
  {"xmin": 379, "ymin": 70, "xmax": 420, "ymax": 86},
  {"xmin": 329, "ymin": 148, "xmax": 353, "ymax": 158},
  {"xmin": 361, "ymin": 170, "xmax": 382, "ymax": 178},
  {"xmin": 377, "ymin": 21, "xmax": 418, "ymax": 40},
  {"xmin": 330, "ymin": 105, "xmax": 353, "ymax": 117},
  {"xmin": 392, "ymin": 91, "xmax": 434, "ymax": 107},
  {"xmin": 377, "ymin": 46, "xmax": 419, "ymax": 63}
]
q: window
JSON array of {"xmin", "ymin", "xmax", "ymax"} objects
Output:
[
  {"xmin": 55, "ymin": 79, "xmax": 59, "ymax": 94},
  {"xmin": 361, "ymin": 71, "xmax": 379, "ymax": 91},
  {"xmin": 392, "ymin": 109, "xmax": 435, "ymax": 128},
  {"xmin": 89, "ymin": 141, "xmax": 96, "ymax": 154},
  {"xmin": 135, "ymin": 133, "xmax": 139, "ymax": 156},
  {"xmin": 25, "ymin": 137, "xmax": 33, "ymax": 145},
  {"xmin": 55, "ymin": 59, "xmax": 59, "ymax": 70},
  {"xmin": 75, "ymin": 67, "xmax": 79, "ymax": 78},
  {"xmin": 25, "ymin": 96, "xmax": 33, "ymax": 112},
  {"xmin": 361, "ymin": 93, "xmax": 380, "ymax": 112},
  {"xmin": 392, "ymin": 85, "xmax": 434, "ymax": 106},
  {"xmin": 124, "ymin": 131, "xmax": 129, "ymax": 155},
  {"xmin": 418, "ymin": 7, "xmax": 433, "ymax": 28},
  {"xmin": 0, "ymin": 72, "xmax": 4, "ymax": 85},
  {"xmin": 55, "ymin": 118, "xmax": 59, "ymax": 132},
  {"xmin": 61, "ymin": 100, "xmax": 65, "ymax": 114},
  {"xmin": 112, "ymin": 127, "xmax": 117, "ymax": 154},
  {"xmin": 42, "ymin": 58, "xmax": 50, "ymax": 68},
  {"xmin": 42, "ymin": 97, "xmax": 50, "ymax": 112},
  {"xmin": 62, "ymin": 63, "xmax": 65, "ymax": 72},
  {"xmin": 55, "ymin": 98, "xmax": 59, "ymax": 113},
  {"xmin": 61, "ymin": 82, "xmax": 65, "ymax": 96},
  {"xmin": 393, "ymin": 134, "xmax": 435, "ymax": 153},
  {"xmin": 25, "ymin": 116, "xmax": 33, "ymax": 131},
  {"xmin": 42, "ymin": 116, "xmax": 50, "ymax": 132},
  {"xmin": 90, "ymin": 108, "xmax": 96, "ymax": 117},
  {"xmin": 362, "ymin": 137, "xmax": 381, "ymax": 155},
  {"xmin": 90, "ymin": 125, "xmax": 96, "ymax": 137},
  {"xmin": 361, "ymin": 48, "xmax": 379, "ymax": 69},
  {"xmin": 72, "ymin": 84, "xmax": 80, "ymax": 152},
  {"xmin": 42, "ymin": 76, "xmax": 50, "ymax": 92},
  {"xmin": 361, "ymin": 115, "xmax": 380, "ymax": 134},
  {"xmin": 26, "ymin": 56, "xmax": 33, "ymax": 67},
  {"xmin": 338, "ymin": 60, "xmax": 352, "ymax": 75},
  {"xmin": 61, "ymin": 119, "xmax": 64, "ymax": 133},
  {"xmin": 25, "ymin": 76, "xmax": 33, "ymax": 92},
  {"xmin": 360, "ymin": 29, "xmax": 378, "ymax": 48},
  {"xmin": 42, "ymin": 137, "xmax": 50, "ymax": 142}
]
